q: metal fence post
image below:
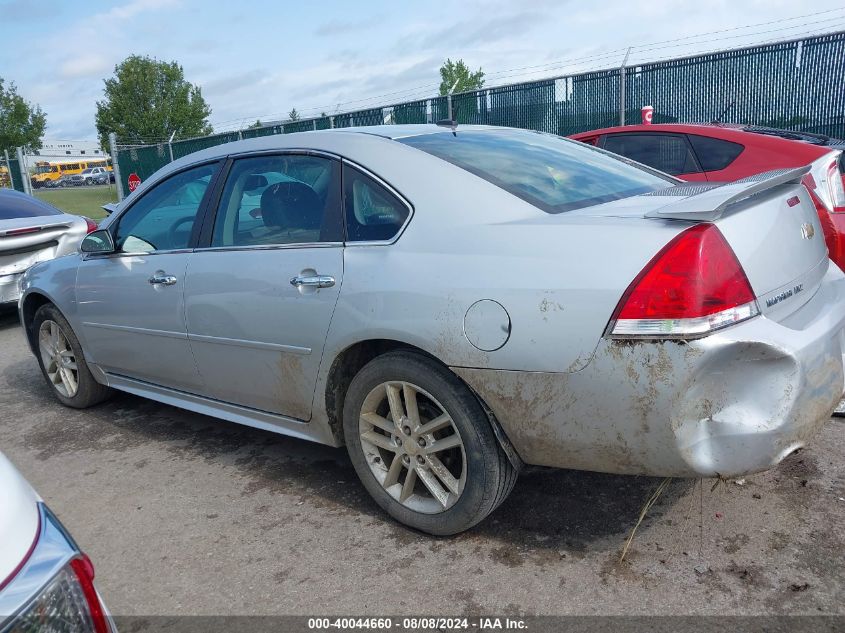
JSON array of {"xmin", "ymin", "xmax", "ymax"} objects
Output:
[
  {"xmin": 619, "ymin": 47, "xmax": 631, "ymax": 127},
  {"xmin": 16, "ymin": 147, "xmax": 30, "ymax": 195},
  {"xmin": 109, "ymin": 132, "xmax": 125, "ymax": 201},
  {"xmin": 3, "ymin": 150, "xmax": 12, "ymax": 189}
]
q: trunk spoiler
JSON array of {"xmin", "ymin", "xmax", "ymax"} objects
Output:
[{"xmin": 644, "ymin": 165, "xmax": 811, "ymax": 222}]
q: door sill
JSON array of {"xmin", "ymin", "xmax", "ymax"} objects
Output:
[{"xmin": 102, "ymin": 372, "xmax": 337, "ymax": 446}]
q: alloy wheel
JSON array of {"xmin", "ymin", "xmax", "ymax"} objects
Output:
[
  {"xmin": 358, "ymin": 381, "xmax": 466, "ymax": 514},
  {"xmin": 38, "ymin": 320, "xmax": 79, "ymax": 398}
]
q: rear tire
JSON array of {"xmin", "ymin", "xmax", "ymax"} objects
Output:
[
  {"xmin": 32, "ymin": 304, "xmax": 112, "ymax": 408},
  {"xmin": 343, "ymin": 351, "xmax": 516, "ymax": 535}
]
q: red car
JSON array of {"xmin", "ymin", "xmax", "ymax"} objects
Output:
[{"xmin": 570, "ymin": 123, "xmax": 845, "ymax": 269}]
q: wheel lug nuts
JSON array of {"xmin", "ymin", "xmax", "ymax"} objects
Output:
[
  {"xmin": 416, "ymin": 455, "xmax": 425, "ymax": 465},
  {"xmin": 417, "ymin": 438, "xmax": 426, "ymax": 447},
  {"xmin": 402, "ymin": 455, "xmax": 410, "ymax": 465},
  {"xmin": 403, "ymin": 426, "xmax": 411, "ymax": 435}
]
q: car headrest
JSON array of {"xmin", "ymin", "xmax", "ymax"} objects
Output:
[{"xmin": 260, "ymin": 181, "xmax": 323, "ymax": 231}]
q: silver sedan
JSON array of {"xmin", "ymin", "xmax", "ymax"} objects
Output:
[
  {"xmin": 0, "ymin": 189, "xmax": 93, "ymax": 307},
  {"xmin": 18, "ymin": 125, "xmax": 845, "ymax": 534}
]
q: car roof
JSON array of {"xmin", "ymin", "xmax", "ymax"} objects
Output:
[
  {"xmin": 570, "ymin": 123, "xmax": 840, "ymax": 151},
  {"xmin": 130, "ymin": 124, "xmax": 531, "ymax": 197}
]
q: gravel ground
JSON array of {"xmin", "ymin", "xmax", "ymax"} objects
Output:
[{"xmin": 0, "ymin": 310, "xmax": 843, "ymax": 617}]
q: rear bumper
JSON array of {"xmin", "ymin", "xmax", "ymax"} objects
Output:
[
  {"xmin": 455, "ymin": 265, "xmax": 845, "ymax": 478},
  {"xmin": 0, "ymin": 273, "xmax": 23, "ymax": 305}
]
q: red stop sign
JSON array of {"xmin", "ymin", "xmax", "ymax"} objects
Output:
[{"xmin": 127, "ymin": 173, "xmax": 141, "ymax": 192}]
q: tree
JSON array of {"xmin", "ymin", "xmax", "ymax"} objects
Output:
[
  {"xmin": 249, "ymin": 120, "xmax": 263, "ymax": 128},
  {"xmin": 287, "ymin": 108, "xmax": 300, "ymax": 121},
  {"xmin": 95, "ymin": 55, "xmax": 212, "ymax": 148},
  {"xmin": 438, "ymin": 59, "xmax": 484, "ymax": 96},
  {"xmin": 0, "ymin": 77, "xmax": 47, "ymax": 155}
]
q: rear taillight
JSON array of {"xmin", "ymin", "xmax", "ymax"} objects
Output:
[
  {"xmin": 83, "ymin": 217, "xmax": 98, "ymax": 234},
  {"xmin": 608, "ymin": 223, "xmax": 759, "ymax": 338},
  {"xmin": 10, "ymin": 555, "xmax": 109, "ymax": 633},
  {"xmin": 804, "ymin": 152, "xmax": 845, "ymax": 214},
  {"xmin": 826, "ymin": 159, "xmax": 845, "ymax": 213}
]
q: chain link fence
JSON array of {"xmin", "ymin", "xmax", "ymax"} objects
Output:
[{"xmin": 113, "ymin": 29, "xmax": 845, "ymax": 200}]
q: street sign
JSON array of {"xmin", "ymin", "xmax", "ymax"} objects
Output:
[{"xmin": 127, "ymin": 173, "xmax": 141, "ymax": 192}]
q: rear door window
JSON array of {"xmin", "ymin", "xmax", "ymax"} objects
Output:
[
  {"xmin": 602, "ymin": 133, "xmax": 700, "ymax": 176},
  {"xmin": 399, "ymin": 130, "xmax": 672, "ymax": 214},
  {"xmin": 687, "ymin": 134, "xmax": 744, "ymax": 172}
]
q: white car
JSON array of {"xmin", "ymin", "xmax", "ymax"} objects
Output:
[
  {"xmin": 0, "ymin": 452, "xmax": 114, "ymax": 632},
  {"xmin": 0, "ymin": 189, "xmax": 95, "ymax": 307}
]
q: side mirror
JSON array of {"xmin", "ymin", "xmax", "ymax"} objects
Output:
[{"xmin": 80, "ymin": 229, "xmax": 115, "ymax": 254}]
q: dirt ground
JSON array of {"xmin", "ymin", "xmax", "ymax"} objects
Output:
[{"xmin": 1, "ymin": 310, "xmax": 843, "ymax": 616}]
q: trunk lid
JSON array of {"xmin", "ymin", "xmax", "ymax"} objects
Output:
[{"xmin": 579, "ymin": 167, "xmax": 828, "ymax": 321}]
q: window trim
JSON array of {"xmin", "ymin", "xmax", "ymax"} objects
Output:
[
  {"xmin": 598, "ymin": 132, "xmax": 703, "ymax": 176},
  {"xmin": 89, "ymin": 159, "xmax": 224, "ymax": 259},
  {"xmin": 194, "ymin": 150, "xmax": 344, "ymax": 252},
  {"xmin": 340, "ymin": 159, "xmax": 414, "ymax": 247}
]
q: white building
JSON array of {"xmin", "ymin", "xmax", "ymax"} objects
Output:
[{"xmin": 27, "ymin": 140, "xmax": 109, "ymax": 163}]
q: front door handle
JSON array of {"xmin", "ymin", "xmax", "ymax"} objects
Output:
[
  {"xmin": 149, "ymin": 272, "xmax": 178, "ymax": 286},
  {"xmin": 290, "ymin": 274, "xmax": 335, "ymax": 289}
]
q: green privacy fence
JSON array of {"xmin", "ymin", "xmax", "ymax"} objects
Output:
[{"xmin": 115, "ymin": 30, "xmax": 845, "ymax": 199}]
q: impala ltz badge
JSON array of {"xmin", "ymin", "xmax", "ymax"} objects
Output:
[{"xmin": 801, "ymin": 223, "xmax": 815, "ymax": 239}]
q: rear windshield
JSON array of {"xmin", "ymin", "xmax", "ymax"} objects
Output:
[
  {"xmin": 399, "ymin": 129, "xmax": 673, "ymax": 213},
  {"xmin": 0, "ymin": 192, "xmax": 62, "ymax": 220}
]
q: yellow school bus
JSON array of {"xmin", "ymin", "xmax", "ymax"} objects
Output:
[{"xmin": 31, "ymin": 159, "xmax": 112, "ymax": 188}]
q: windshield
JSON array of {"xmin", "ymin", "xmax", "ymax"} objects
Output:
[
  {"xmin": 399, "ymin": 129, "xmax": 673, "ymax": 213},
  {"xmin": 35, "ymin": 165, "xmax": 52, "ymax": 174},
  {"xmin": 81, "ymin": 168, "xmax": 93, "ymax": 175}
]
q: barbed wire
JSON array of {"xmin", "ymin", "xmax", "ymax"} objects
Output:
[{"xmin": 207, "ymin": 8, "xmax": 845, "ymax": 131}]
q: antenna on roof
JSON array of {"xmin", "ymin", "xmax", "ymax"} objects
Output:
[
  {"xmin": 437, "ymin": 80, "xmax": 461, "ymax": 135},
  {"xmin": 711, "ymin": 98, "xmax": 736, "ymax": 125}
]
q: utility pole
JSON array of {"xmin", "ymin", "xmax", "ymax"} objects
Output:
[
  {"xmin": 16, "ymin": 147, "xmax": 30, "ymax": 195},
  {"xmin": 3, "ymin": 150, "xmax": 12, "ymax": 190},
  {"xmin": 620, "ymin": 47, "xmax": 632, "ymax": 127},
  {"xmin": 167, "ymin": 130, "xmax": 176, "ymax": 163},
  {"xmin": 109, "ymin": 132, "xmax": 125, "ymax": 201}
]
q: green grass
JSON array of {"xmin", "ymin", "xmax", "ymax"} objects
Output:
[{"xmin": 34, "ymin": 186, "xmax": 118, "ymax": 220}]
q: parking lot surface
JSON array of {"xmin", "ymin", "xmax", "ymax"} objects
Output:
[{"xmin": 0, "ymin": 311, "xmax": 843, "ymax": 616}]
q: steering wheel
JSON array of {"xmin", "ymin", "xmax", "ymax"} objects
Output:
[{"xmin": 168, "ymin": 215, "xmax": 195, "ymax": 247}]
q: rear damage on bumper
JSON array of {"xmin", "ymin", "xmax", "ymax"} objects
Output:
[{"xmin": 454, "ymin": 267, "xmax": 845, "ymax": 478}]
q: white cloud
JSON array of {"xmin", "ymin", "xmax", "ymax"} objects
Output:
[{"xmin": 59, "ymin": 54, "xmax": 111, "ymax": 79}]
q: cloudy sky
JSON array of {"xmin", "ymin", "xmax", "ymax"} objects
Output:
[{"xmin": 1, "ymin": 0, "xmax": 843, "ymax": 141}]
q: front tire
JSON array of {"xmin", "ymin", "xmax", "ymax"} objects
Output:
[
  {"xmin": 32, "ymin": 304, "xmax": 112, "ymax": 408},
  {"xmin": 343, "ymin": 351, "xmax": 516, "ymax": 535}
]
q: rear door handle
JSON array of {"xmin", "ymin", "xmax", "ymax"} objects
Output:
[
  {"xmin": 290, "ymin": 275, "xmax": 335, "ymax": 288},
  {"xmin": 149, "ymin": 273, "xmax": 178, "ymax": 286}
]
